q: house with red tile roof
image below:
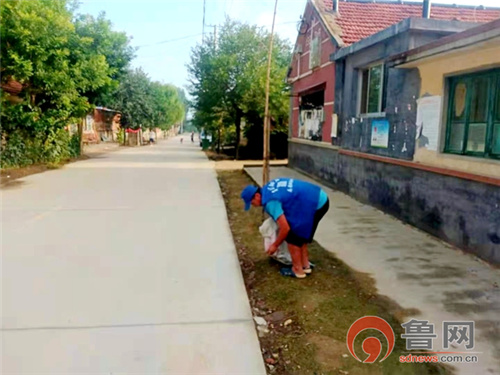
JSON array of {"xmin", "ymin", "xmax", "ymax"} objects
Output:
[
  {"xmin": 287, "ymin": 1, "xmax": 500, "ymax": 263},
  {"xmin": 326, "ymin": 0, "xmax": 499, "ymax": 45},
  {"xmin": 288, "ymin": 0, "xmax": 499, "ymax": 146}
]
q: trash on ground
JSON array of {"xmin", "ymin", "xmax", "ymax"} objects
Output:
[
  {"xmin": 253, "ymin": 316, "xmax": 268, "ymax": 326},
  {"xmin": 259, "ymin": 218, "xmax": 292, "ymax": 265}
]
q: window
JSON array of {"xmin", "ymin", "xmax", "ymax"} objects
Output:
[
  {"xmin": 445, "ymin": 69, "xmax": 500, "ymax": 159},
  {"xmin": 359, "ymin": 64, "xmax": 384, "ymax": 114},
  {"xmin": 309, "ymin": 35, "xmax": 321, "ymax": 69}
]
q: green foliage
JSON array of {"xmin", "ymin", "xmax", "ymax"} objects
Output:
[
  {"xmin": 0, "ymin": 131, "xmax": 30, "ymax": 168},
  {"xmin": 0, "ymin": 0, "xmax": 116, "ymax": 167},
  {"xmin": 108, "ymin": 68, "xmax": 186, "ymax": 131},
  {"xmin": 68, "ymin": 133, "xmax": 81, "ymax": 157},
  {"xmin": 1, "ymin": 0, "xmax": 111, "ymax": 121},
  {"xmin": 187, "ymin": 18, "xmax": 292, "ymax": 157},
  {"xmin": 116, "ymin": 128, "xmax": 125, "ymax": 144},
  {"xmin": 150, "ymin": 81, "xmax": 185, "ymax": 130},
  {"xmin": 0, "ymin": 128, "xmax": 79, "ymax": 168},
  {"xmin": 74, "ymin": 12, "xmax": 136, "ymax": 105},
  {"xmin": 1, "ymin": 0, "xmax": 185, "ymax": 168},
  {"xmin": 1, "ymin": 0, "xmax": 137, "ymax": 168}
]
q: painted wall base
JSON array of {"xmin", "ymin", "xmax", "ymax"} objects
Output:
[{"xmin": 289, "ymin": 141, "xmax": 500, "ymax": 264}]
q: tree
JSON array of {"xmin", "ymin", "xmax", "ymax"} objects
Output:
[
  {"xmin": 108, "ymin": 68, "xmax": 186, "ymax": 131},
  {"xmin": 188, "ymin": 33, "xmax": 225, "ymax": 136},
  {"xmin": 0, "ymin": 0, "xmax": 113, "ymax": 166},
  {"xmin": 109, "ymin": 68, "xmax": 153, "ymax": 129},
  {"xmin": 150, "ymin": 82, "xmax": 185, "ymax": 130},
  {"xmin": 187, "ymin": 18, "xmax": 292, "ymax": 158},
  {"xmin": 74, "ymin": 12, "xmax": 136, "ymax": 105},
  {"xmin": 1, "ymin": 0, "xmax": 185, "ymax": 167},
  {"xmin": 1, "ymin": 0, "xmax": 111, "ymax": 125}
]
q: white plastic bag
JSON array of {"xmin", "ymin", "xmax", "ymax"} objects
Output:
[{"xmin": 259, "ymin": 218, "xmax": 292, "ymax": 265}]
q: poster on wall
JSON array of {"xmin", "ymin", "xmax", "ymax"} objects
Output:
[
  {"xmin": 371, "ymin": 120, "xmax": 389, "ymax": 148},
  {"xmin": 416, "ymin": 96, "xmax": 442, "ymax": 151},
  {"xmin": 331, "ymin": 113, "xmax": 338, "ymax": 138}
]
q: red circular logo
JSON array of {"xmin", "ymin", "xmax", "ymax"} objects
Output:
[{"xmin": 346, "ymin": 316, "xmax": 395, "ymax": 363}]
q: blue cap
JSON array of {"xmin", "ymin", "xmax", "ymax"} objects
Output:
[{"xmin": 241, "ymin": 185, "xmax": 259, "ymax": 211}]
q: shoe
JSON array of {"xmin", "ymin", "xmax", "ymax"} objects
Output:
[
  {"xmin": 303, "ymin": 262, "xmax": 315, "ymax": 274},
  {"xmin": 280, "ymin": 267, "xmax": 306, "ymax": 279}
]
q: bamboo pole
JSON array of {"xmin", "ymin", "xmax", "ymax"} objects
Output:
[{"xmin": 263, "ymin": 0, "xmax": 278, "ymax": 186}]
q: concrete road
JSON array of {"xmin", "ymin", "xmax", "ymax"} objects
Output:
[
  {"xmin": 246, "ymin": 166, "xmax": 500, "ymax": 375},
  {"xmin": 1, "ymin": 138, "xmax": 265, "ymax": 374}
]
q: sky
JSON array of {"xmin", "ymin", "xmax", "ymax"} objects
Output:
[{"xmin": 78, "ymin": 0, "xmax": 500, "ymax": 92}]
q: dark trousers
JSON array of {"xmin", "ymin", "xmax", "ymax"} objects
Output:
[{"xmin": 286, "ymin": 198, "xmax": 330, "ymax": 246}]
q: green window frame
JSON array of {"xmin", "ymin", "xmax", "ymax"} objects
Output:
[
  {"xmin": 445, "ymin": 69, "xmax": 500, "ymax": 159},
  {"xmin": 359, "ymin": 64, "xmax": 384, "ymax": 115}
]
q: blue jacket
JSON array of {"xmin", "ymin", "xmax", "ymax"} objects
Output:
[{"xmin": 261, "ymin": 178, "xmax": 321, "ymax": 239}]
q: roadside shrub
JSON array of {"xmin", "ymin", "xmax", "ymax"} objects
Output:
[
  {"xmin": 116, "ymin": 128, "xmax": 124, "ymax": 145},
  {"xmin": 0, "ymin": 130, "xmax": 30, "ymax": 168},
  {"xmin": 0, "ymin": 129, "xmax": 78, "ymax": 168},
  {"xmin": 68, "ymin": 133, "xmax": 81, "ymax": 158}
]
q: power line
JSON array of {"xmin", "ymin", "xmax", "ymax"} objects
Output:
[
  {"xmin": 136, "ymin": 33, "xmax": 203, "ymax": 48},
  {"xmin": 135, "ymin": 21, "xmax": 297, "ymax": 49}
]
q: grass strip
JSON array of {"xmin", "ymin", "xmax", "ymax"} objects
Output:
[{"xmin": 218, "ymin": 169, "xmax": 451, "ymax": 375}]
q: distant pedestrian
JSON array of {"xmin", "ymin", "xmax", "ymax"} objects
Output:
[
  {"xmin": 149, "ymin": 129, "xmax": 155, "ymax": 145},
  {"xmin": 191, "ymin": 131, "xmax": 194, "ymax": 143},
  {"xmin": 180, "ymin": 137, "xmax": 183, "ymax": 144},
  {"xmin": 241, "ymin": 178, "xmax": 329, "ymax": 279}
]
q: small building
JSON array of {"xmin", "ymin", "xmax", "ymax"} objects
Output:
[
  {"xmin": 287, "ymin": 0, "xmax": 499, "ymax": 147},
  {"xmin": 393, "ymin": 19, "xmax": 500, "ymax": 262},
  {"xmin": 82, "ymin": 107, "xmax": 121, "ymax": 144},
  {"xmin": 289, "ymin": 13, "xmax": 500, "ymax": 262},
  {"xmin": 332, "ymin": 17, "xmax": 480, "ymax": 160},
  {"xmin": 393, "ymin": 19, "xmax": 500, "ymax": 170}
]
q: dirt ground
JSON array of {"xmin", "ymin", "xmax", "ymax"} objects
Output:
[
  {"xmin": 204, "ymin": 150, "xmax": 234, "ymax": 161},
  {"xmin": 217, "ymin": 169, "xmax": 451, "ymax": 375}
]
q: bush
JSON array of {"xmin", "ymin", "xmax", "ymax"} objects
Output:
[
  {"xmin": 116, "ymin": 128, "xmax": 124, "ymax": 145},
  {"xmin": 0, "ymin": 131, "xmax": 30, "ymax": 168},
  {"xmin": 0, "ymin": 129, "xmax": 79, "ymax": 168},
  {"xmin": 68, "ymin": 133, "xmax": 81, "ymax": 158}
]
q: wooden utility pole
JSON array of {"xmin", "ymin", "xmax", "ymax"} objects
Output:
[
  {"xmin": 207, "ymin": 24, "xmax": 217, "ymax": 48},
  {"xmin": 214, "ymin": 25, "xmax": 217, "ymax": 49},
  {"xmin": 263, "ymin": 0, "xmax": 278, "ymax": 186},
  {"xmin": 202, "ymin": 0, "xmax": 206, "ymax": 40}
]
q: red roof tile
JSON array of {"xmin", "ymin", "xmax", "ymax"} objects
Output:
[{"xmin": 320, "ymin": 0, "xmax": 500, "ymax": 46}]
